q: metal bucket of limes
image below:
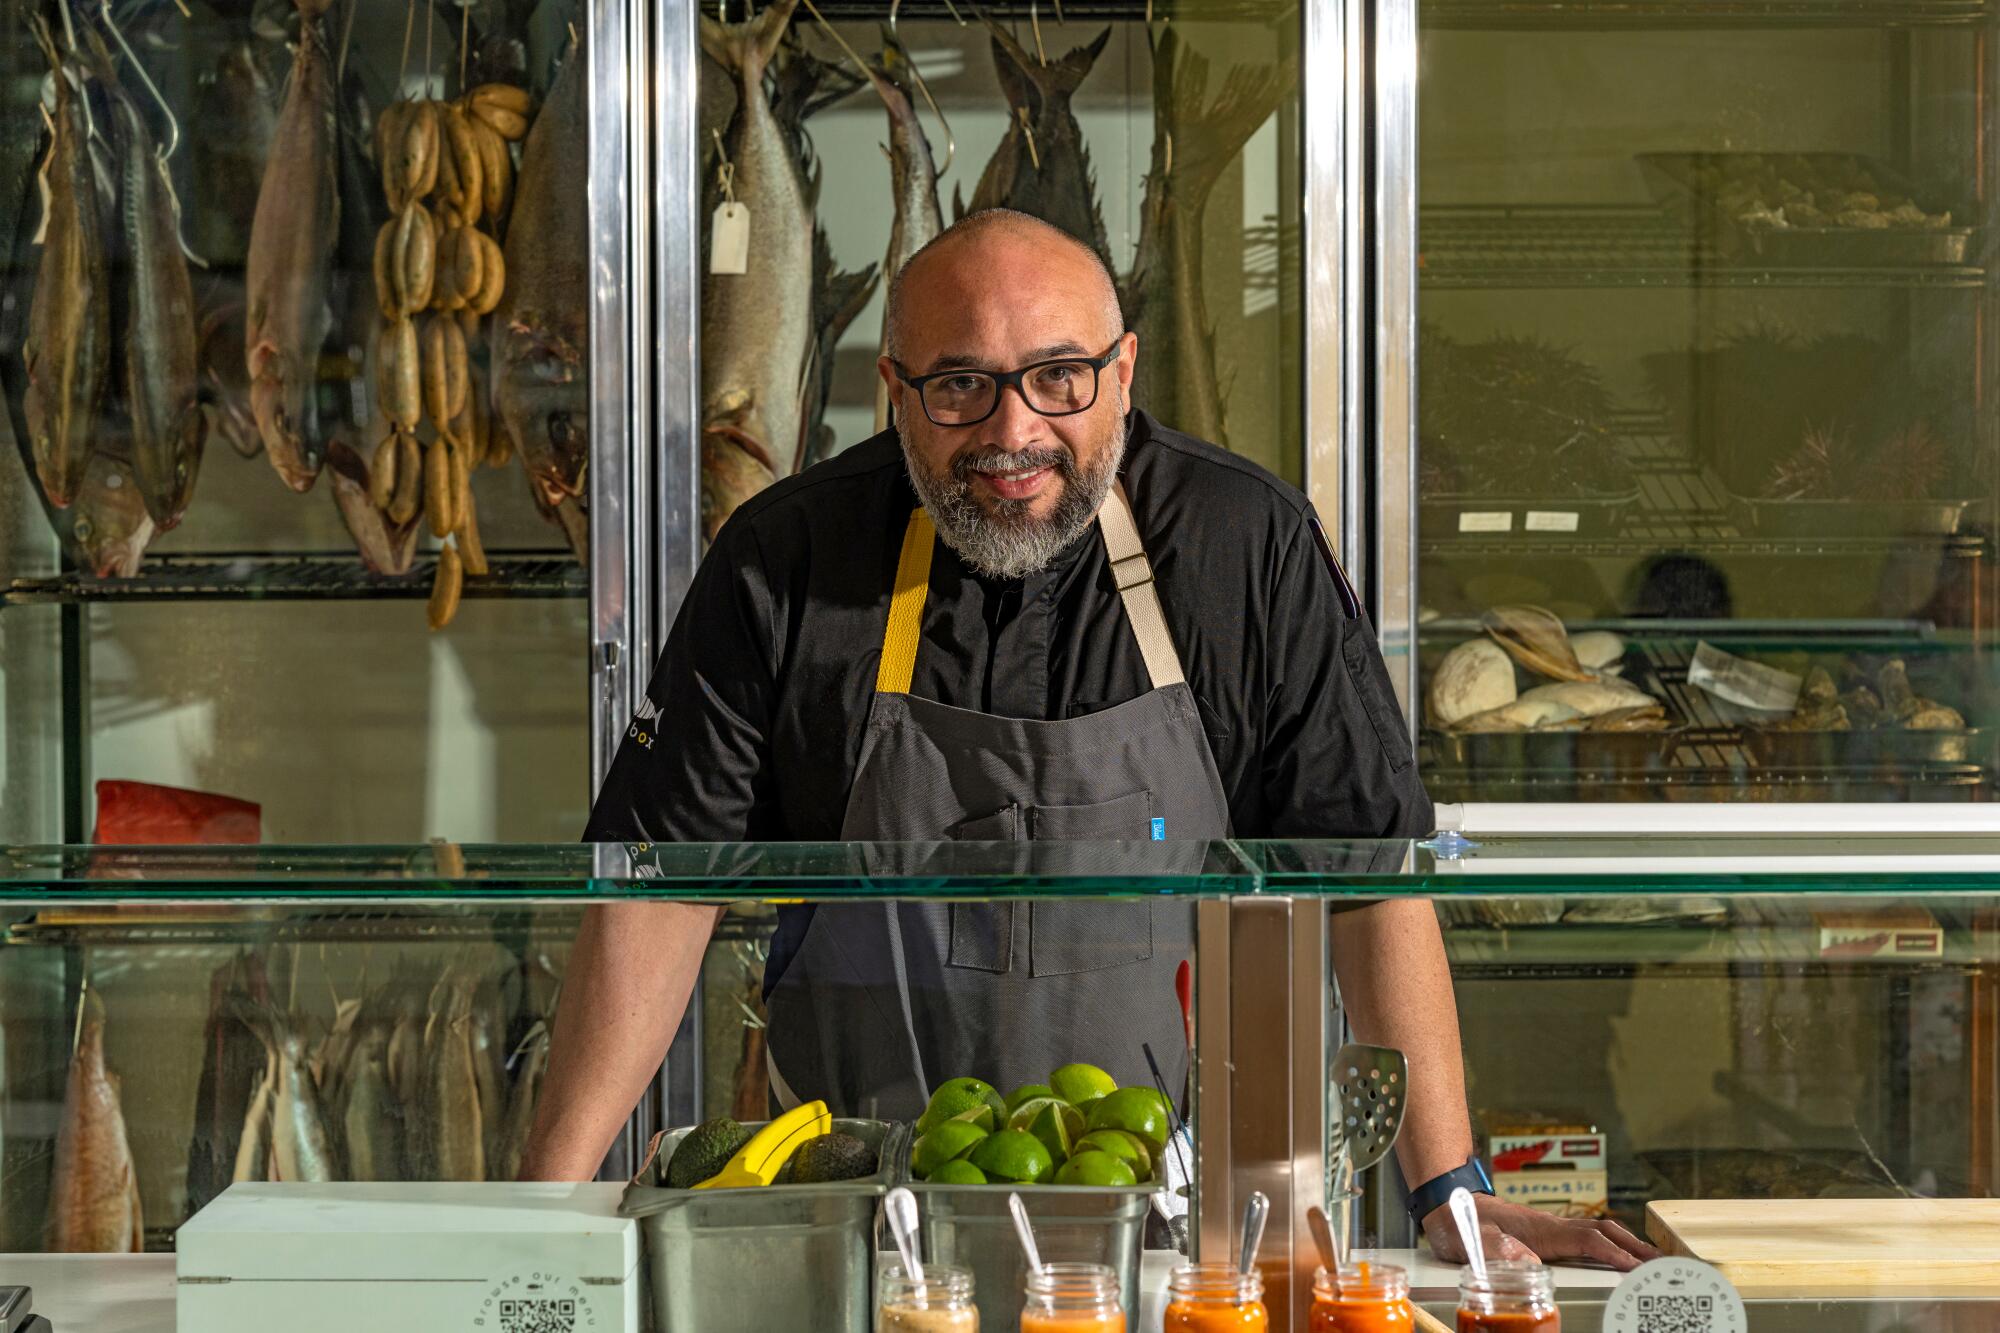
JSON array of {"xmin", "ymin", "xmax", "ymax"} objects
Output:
[
  {"xmin": 900, "ymin": 1069, "xmax": 1173, "ymax": 1332},
  {"xmin": 623, "ymin": 1116, "xmax": 903, "ymax": 1333}
]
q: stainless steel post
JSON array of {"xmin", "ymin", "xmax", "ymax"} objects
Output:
[{"xmin": 1195, "ymin": 896, "xmax": 1332, "ymax": 1333}]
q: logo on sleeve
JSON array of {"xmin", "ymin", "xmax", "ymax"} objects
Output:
[{"xmin": 627, "ymin": 695, "xmax": 661, "ymax": 749}]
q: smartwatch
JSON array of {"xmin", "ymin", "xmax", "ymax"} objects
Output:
[{"xmin": 1406, "ymin": 1154, "xmax": 1494, "ymax": 1224}]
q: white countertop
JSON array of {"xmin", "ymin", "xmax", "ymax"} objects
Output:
[
  {"xmin": 4, "ymin": 1245, "xmax": 1627, "ymax": 1333},
  {"xmin": 0, "ymin": 1254, "xmax": 176, "ymax": 1333}
]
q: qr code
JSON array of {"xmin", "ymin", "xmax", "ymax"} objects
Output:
[
  {"xmin": 499, "ymin": 1298, "xmax": 577, "ymax": 1333},
  {"xmin": 1636, "ymin": 1293, "xmax": 1714, "ymax": 1333}
]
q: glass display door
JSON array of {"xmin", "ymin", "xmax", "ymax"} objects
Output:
[
  {"xmin": 0, "ymin": 0, "xmax": 646, "ymax": 843},
  {"xmin": 1401, "ymin": 0, "xmax": 2000, "ymax": 803}
]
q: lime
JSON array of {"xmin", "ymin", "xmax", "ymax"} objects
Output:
[
  {"xmin": 1085, "ymin": 1087, "xmax": 1170, "ymax": 1156},
  {"xmin": 1049, "ymin": 1063, "xmax": 1118, "ymax": 1105},
  {"xmin": 1005, "ymin": 1084, "xmax": 1055, "ymax": 1115},
  {"xmin": 928, "ymin": 1159, "xmax": 989, "ymax": 1185},
  {"xmin": 1075, "ymin": 1129, "xmax": 1152, "ymax": 1182},
  {"xmin": 1021, "ymin": 1099, "xmax": 1086, "ymax": 1166},
  {"xmin": 916, "ymin": 1078, "xmax": 1006, "ymax": 1136},
  {"xmin": 1054, "ymin": 1150, "xmax": 1138, "ymax": 1187},
  {"xmin": 912, "ymin": 1119, "xmax": 990, "ymax": 1179},
  {"xmin": 948, "ymin": 1104, "xmax": 997, "ymax": 1134},
  {"xmin": 967, "ymin": 1129, "xmax": 1055, "ymax": 1184},
  {"xmin": 1075, "ymin": 1096, "xmax": 1103, "ymax": 1120}
]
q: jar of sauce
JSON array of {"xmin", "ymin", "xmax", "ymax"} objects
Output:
[
  {"xmin": 1457, "ymin": 1260, "xmax": 1559, "ymax": 1333},
  {"xmin": 1310, "ymin": 1261, "xmax": 1414, "ymax": 1333},
  {"xmin": 879, "ymin": 1264, "xmax": 979, "ymax": 1333},
  {"xmin": 1163, "ymin": 1262, "xmax": 1267, "ymax": 1333},
  {"xmin": 1022, "ymin": 1261, "xmax": 1126, "ymax": 1333}
]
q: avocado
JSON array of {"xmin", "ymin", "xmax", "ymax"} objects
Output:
[
  {"xmin": 786, "ymin": 1132, "xmax": 879, "ymax": 1184},
  {"xmin": 665, "ymin": 1117, "xmax": 755, "ymax": 1188}
]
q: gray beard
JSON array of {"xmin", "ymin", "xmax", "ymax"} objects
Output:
[{"xmin": 900, "ymin": 416, "xmax": 1128, "ymax": 580}]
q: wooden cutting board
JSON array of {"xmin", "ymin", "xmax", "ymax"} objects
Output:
[{"xmin": 1647, "ymin": 1198, "xmax": 2000, "ymax": 1290}]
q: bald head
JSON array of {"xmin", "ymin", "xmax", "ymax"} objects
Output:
[{"xmin": 883, "ymin": 209, "xmax": 1124, "ymax": 366}]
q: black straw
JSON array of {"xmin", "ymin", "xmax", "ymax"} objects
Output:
[{"xmin": 1142, "ymin": 1041, "xmax": 1194, "ymax": 1186}]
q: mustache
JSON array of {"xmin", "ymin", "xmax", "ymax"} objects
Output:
[{"xmin": 949, "ymin": 445, "xmax": 1075, "ymax": 483}]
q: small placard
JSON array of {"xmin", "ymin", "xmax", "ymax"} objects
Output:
[
  {"xmin": 1605, "ymin": 1258, "xmax": 1747, "ymax": 1333},
  {"xmin": 709, "ymin": 202, "xmax": 750, "ymax": 275},
  {"xmin": 1457, "ymin": 511, "xmax": 1513, "ymax": 533},
  {"xmin": 1525, "ymin": 510, "xmax": 1580, "ymax": 533}
]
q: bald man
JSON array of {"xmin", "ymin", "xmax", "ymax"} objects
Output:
[{"xmin": 529, "ymin": 211, "xmax": 1658, "ymax": 1271}]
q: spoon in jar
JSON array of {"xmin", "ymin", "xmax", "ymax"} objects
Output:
[
  {"xmin": 1009, "ymin": 1192, "xmax": 1046, "ymax": 1277},
  {"xmin": 1238, "ymin": 1190, "xmax": 1270, "ymax": 1279},
  {"xmin": 886, "ymin": 1186, "xmax": 925, "ymax": 1282},
  {"xmin": 1450, "ymin": 1187, "xmax": 1488, "ymax": 1284}
]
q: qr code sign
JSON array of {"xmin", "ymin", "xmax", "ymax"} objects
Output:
[
  {"xmin": 499, "ymin": 1298, "xmax": 577, "ymax": 1333},
  {"xmin": 1636, "ymin": 1293, "xmax": 1713, "ymax": 1333}
]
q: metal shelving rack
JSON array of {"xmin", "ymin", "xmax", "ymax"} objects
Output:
[{"xmin": 2, "ymin": 552, "xmax": 588, "ymax": 606}]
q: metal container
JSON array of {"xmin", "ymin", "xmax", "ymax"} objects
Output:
[
  {"xmin": 901, "ymin": 1141, "xmax": 1154, "ymax": 1333},
  {"xmin": 1728, "ymin": 493, "xmax": 1982, "ymax": 538},
  {"xmin": 1743, "ymin": 725, "xmax": 1986, "ymax": 771},
  {"xmin": 1425, "ymin": 725, "xmax": 1684, "ymax": 774},
  {"xmin": 620, "ymin": 1118, "xmax": 902, "ymax": 1333}
]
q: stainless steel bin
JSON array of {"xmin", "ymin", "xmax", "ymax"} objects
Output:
[{"xmin": 621, "ymin": 1118, "xmax": 902, "ymax": 1333}]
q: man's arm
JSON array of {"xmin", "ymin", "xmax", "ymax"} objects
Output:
[
  {"xmin": 522, "ymin": 517, "xmax": 783, "ymax": 1180},
  {"xmin": 517, "ymin": 903, "xmax": 723, "ymax": 1180}
]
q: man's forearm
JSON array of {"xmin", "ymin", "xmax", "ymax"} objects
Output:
[
  {"xmin": 516, "ymin": 901, "xmax": 724, "ymax": 1181},
  {"xmin": 1329, "ymin": 898, "xmax": 1475, "ymax": 1188}
]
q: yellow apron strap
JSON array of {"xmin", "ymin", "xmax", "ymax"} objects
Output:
[{"xmin": 875, "ymin": 507, "xmax": 936, "ymax": 694}]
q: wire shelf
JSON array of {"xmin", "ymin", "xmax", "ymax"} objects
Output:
[
  {"xmin": 3, "ymin": 903, "xmax": 584, "ymax": 948},
  {"xmin": 1420, "ymin": 205, "xmax": 1987, "ymax": 289},
  {"xmin": 3, "ymin": 551, "xmax": 587, "ymax": 606},
  {"xmin": 1423, "ymin": 0, "xmax": 1994, "ymax": 28}
]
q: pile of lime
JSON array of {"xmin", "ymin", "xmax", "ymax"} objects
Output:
[{"xmin": 908, "ymin": 1064, "xmax": 1172, "ymax": 1187}]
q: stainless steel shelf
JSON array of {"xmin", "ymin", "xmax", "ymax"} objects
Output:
[
  {"xmin": 806, "ymin": 1, "xmax": 1301, "ymax": 17},
  {"xmin": 2, "ymin": 551, "xmax": 587, "ymax": 606},
  {"xmin": 1420, "ymin": 206, "xmax": 1986, "ymax": 289},
  {"xmin": 1423, "ymin": 0, "xmax": 1993, "ymax": 27},
  {"xmin": 2, "ymin": 904, "xmax": 584, "ymax": 948}
]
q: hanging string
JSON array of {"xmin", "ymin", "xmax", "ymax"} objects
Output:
[
  {"xmin": 398, "ymin": 0, "xmax": 415, "ymax": 92},
  {"xmin": 459, "ymin": 1, "xmax": 471, "ymax": 96}
]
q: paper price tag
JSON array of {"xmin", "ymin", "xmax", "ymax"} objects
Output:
[
  {"xmin": 710, "ymin": 202, "xmax": 750, "ymax": 275},
  {"xmin": 1688, "ymin": 640, "xmax": 1802, "ymax": 713},
  {"xmin": 1525, "ymin": 510, "xmax": 1580, "ymax": 532},
  {"xmin": 1457, "ymin": 511, "xmax": 1513, "ymax": 533}
]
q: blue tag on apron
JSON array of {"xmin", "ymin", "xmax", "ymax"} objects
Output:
[{"xmin": 1151, "ymin": 818, "xmax": 1166, "ymax": 840}]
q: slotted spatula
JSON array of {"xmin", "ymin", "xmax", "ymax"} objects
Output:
[{"xmin": 1327, "ymin": 1043, "xmax": 1409, "ymax": 1262}]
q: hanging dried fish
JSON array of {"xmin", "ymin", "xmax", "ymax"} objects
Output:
[
  {"xmin": 329, "ymin": 436, "xmax": 420, "ymax": 574},
  {"xmin": 187, "ymin": 954, "xmax": 271, "ymax": 1216},
  {"xmin": 496, "ymin": 1022, "xmax": 550, "ymax": 1184},
  {"xmin": 231, "ymin": 1056, "xmax": 276, "ymax": 1185},
  {"xmin": 235, "ymin": 1002, "xmax": 342, "ymax": 1182},
  {"xmin": 865, "ymin": 27, "xmax": 942, "ymax": 435},
  {"xmin": 1125, "ymin": 28, "xmax": 1295, "ymax": 446},
  {"xmin": 23, "ymin": 16, "xmax": 113, "ymax": 509},
  {"xmin": 244, "ymin": 0, "xmax": 340, "ymax": 490},
  {"xmin": 49, "ymin": 1009, "xmax": 143, "ymax": 1252},
  {"xmin": 68, "ymin": 448, "xmax": 158, "ymax": 579},
  {"xmin": 339, "ymin": 1024, "xmax": 402, "ymax": 1182}
]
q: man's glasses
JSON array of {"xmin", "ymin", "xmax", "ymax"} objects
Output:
[{"xmin": 894, "ymin": 342, "xmax": 1122, "ymax": 427}]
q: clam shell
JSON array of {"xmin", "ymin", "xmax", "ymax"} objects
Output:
[
  {"xmin": 1570, "ymin": 631, "xmax": 1626, "ymax": 672},
  {"xmin": 1517, "ymin": 680, "xmax": 1658, "ymax": 719},
  {"xmin": 1430, "ymin": 639, "xmax": 1517, "ymax": 727},
  {"xmin": 1482, "ymin": 605, "xmax": 1592, "ymax": 683},
  {"xmin": 1454, "ymin": 697, "xmax": 1580, "ymax": 732}
]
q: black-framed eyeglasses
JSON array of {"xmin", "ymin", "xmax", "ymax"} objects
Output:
[{"xmin": 894, "ymin": 342, "xmax": 1122, "ymax": 427}]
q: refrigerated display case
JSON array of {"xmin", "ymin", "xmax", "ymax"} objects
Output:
[
  {"xmin": 0, "ymin": 0, "xmax": 657, "ymax": 846},
  {"xmin": 1389, "ymin": 0, "xmax": 2000, "ymax": 804},
  {"xmin": 0, "ymin": 835, "xmax": 1994, "ymax": 1332}
]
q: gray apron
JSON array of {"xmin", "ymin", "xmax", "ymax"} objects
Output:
[{"xmin": 765, "ymin": 484, "xmax": 1232, "ymax": 1118}]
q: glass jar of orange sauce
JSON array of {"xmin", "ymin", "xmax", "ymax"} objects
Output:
[
  {"xmin": 878, "ymin": 1264, "xmax": 979, "ymax": 1333},
  {"xmin": 1021, "ymin": 1261, "xmax": 1125, "ymax": 1333},
  {"xmin": 1310, "ymin": 1261, "xmax": 1414, "ymax": 1333},
  {"xmin": 1163, "ymin": 1262, "xmax": 1267, "ymax": 1333},
  {"xmin": 1457, "ymin": 1261, "xmax": 1559, "ymax": 1333}
]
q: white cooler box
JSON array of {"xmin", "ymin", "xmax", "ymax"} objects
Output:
[{"xmin": 177, "ymin": 1183, "xmax": 640, "ymax": 1333}]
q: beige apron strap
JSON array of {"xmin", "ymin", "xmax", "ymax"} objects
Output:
[
  {"xmin": 1098, "ymin": 483, "xmax": 1186, "ymax": 689},
  {"xmin": 875, "ymin": 507, "xmax": 937, "ymax": 694}
]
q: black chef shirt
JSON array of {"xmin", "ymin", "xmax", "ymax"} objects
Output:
[{"xmin": 586, "ymin": 411, "xmax": 1434, "ymax": 848}]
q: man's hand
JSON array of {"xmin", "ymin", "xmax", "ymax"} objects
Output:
[{"xmin": 1422, "ymin": 1195, "xmax": 1662, "ymax": 1273}]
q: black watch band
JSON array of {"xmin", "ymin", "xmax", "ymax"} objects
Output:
[{"xmin": 1406, "ymin": 1155, "xmax": 1494, "ymax": 1224}]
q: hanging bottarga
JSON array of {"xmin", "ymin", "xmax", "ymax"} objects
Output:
[{"xmin": 1123, "ymin": 28, "xmax": 1294, "ymax": 448}]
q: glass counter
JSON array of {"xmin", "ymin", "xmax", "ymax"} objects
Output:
[{"xmin": 1, "ymin": 836, "xmax": 1994, "ymax": 1330}]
